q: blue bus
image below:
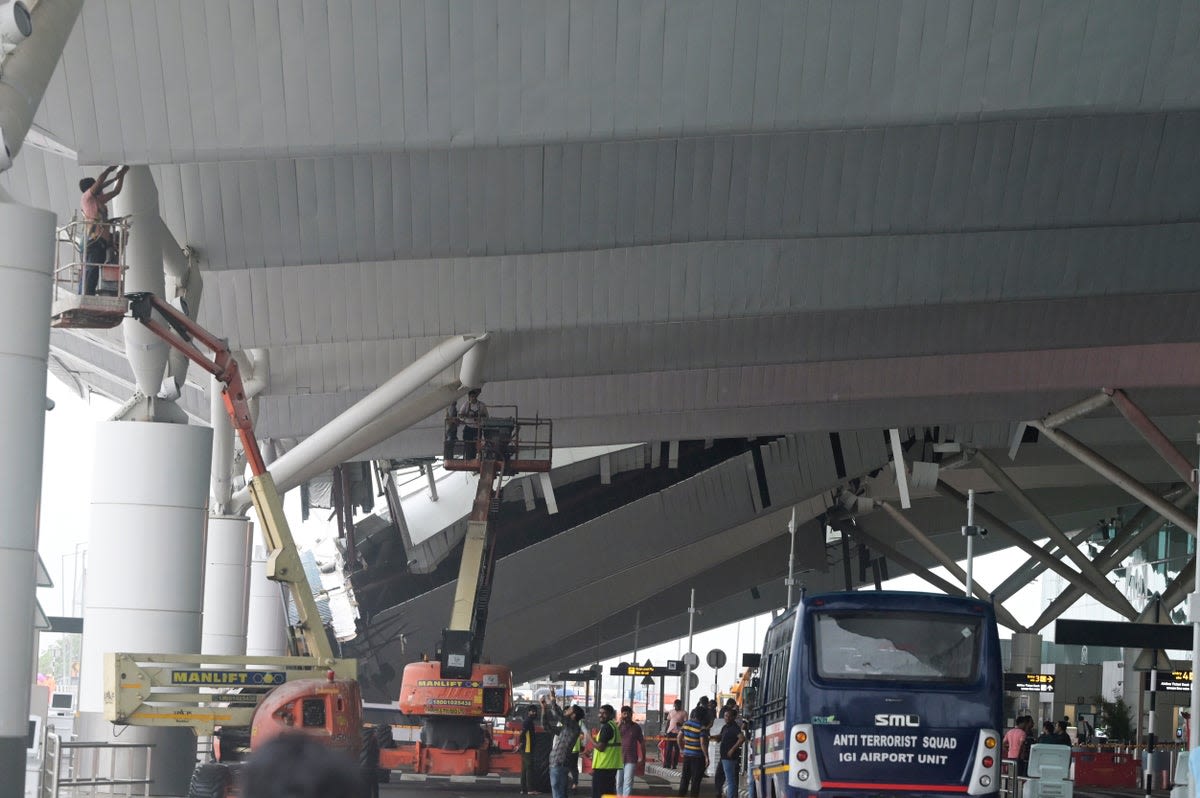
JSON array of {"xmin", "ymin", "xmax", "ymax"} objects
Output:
[{"xmin": 749, "ymin": 591, "xmax": 1003, "ymax": 798}]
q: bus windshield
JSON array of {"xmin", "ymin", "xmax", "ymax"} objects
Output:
[{"xmin": 812, "ymin": 609, "xmax": 982, "ymax": 682}]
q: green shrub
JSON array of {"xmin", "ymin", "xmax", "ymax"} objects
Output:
[{"xmin": 1095, "ymin": 691, "xmax": 1135, "ymax": 743}]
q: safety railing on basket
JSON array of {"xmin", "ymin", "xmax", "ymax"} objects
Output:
[{"xmin": 53, "ymin": 215, "xmax": 130, "ymax": 298}]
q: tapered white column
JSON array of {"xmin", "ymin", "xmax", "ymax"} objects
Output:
[
  {"xmin": 76, "ymin": 421, "xmax": 212, "ymax": 795},
  {"xmin": 246, "ymin": 545, "xmax": 289, "ymax": 657},
  {"xmin": 201, "ymin": 516, "xmax": 252, "ymax": 655},
  {"xmin": 0, "ymin": 190, "xmax": 55, "ymax": 792},
  {"xmin": 114, "ymin": 167, "xmax": 169, "ymax": 397}
]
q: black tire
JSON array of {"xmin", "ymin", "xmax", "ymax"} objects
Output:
[
  {"xmin": 188, "ymin": 762, "xmax": 232, "ymax": 798},
  {"xmin": 359, "ymin": 729, "xmax": 380, "ymax": 798},
  {"xmin": 531, "ymin": 731, "xmax": 554, "ymax": 793},
  {"xmin": 372, "ymin": 723, "xmax": 393, "ymax": 782},
  {"xmin": 373, "ymin": 722, "xmax": 394, "ymax": 749}
]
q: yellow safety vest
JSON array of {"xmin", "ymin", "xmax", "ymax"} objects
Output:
[{"xmin": 592, "ymin": 720, "xmax": 623, "ymax": 770}]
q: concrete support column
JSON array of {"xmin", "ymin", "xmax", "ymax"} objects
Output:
[
  {"xmin": 0, "ymin": 192, "xmax": 55, "ymax": 793},
  {"xmin": 246, "ymin": 545, "xmax": 289, "ymax": 657},
  {"xmin": 201, "ymin": 516, "xmax": 253, "ymax": 656},
  {"xmin": 1010, "ymin": 632, "xmax": 1044, "ymax": 673},
  {"xmin": 76, "ymin": 421, "xmax": 212, "ymax": 795}
]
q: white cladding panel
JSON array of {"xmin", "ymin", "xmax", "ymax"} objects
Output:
[
  {"xmin": 201, "ymin": 516, "xmax": 253, "ymax": 655},
  {"xmin": 79, "ymin": 422, "xmax": 212, "ymax": 714},
  {"xmin": 91, "ymin": 422, "xmax": 215, "ymax": 508},
  {"xmin": 246, "ymin": 547, "xmax": 289, "ymax": 658}
]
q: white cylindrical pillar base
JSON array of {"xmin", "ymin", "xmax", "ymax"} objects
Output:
[
  {"xmin": 77, "ymin": 420, "xmax": 212, "ymax": 795},
  {"xmin": 0, "ymin": 195, "xmax": 54, "ymax": 785},
  {"xmin": 246, "ymin": 545, "xmax": 289, "ymax": 657},
  {"xmin": 201, "ymin": 516, "xmax": 252, "ymax": 656}
]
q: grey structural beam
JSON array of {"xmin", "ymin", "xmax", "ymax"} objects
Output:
[
  {"xmin": 973, "ymin": 449, "xmax": 1138, "ymax": 617},
  {"xmin": 1029, "ymin": 421, "xmax": 1196, "ymax": 535},
  {"xmin": 874, "ymin": 499, "xmax": 1027, "ymax": 632},
  {"xmin": 992, "ymin": 524, "xmax": 1096, "ymax": 604},
  {"xmin": 1107, "ymin": 388, "xmax": 1198, "ymax": 494},
  {"xmin": 935, "ymin": 481, "xmax": 1138, "ymax": 621},
  {"xmin": 1030, "ymin": 491, "xmax": 1189, "ymax": 633}
]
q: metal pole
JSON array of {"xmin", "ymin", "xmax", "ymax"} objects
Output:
[
  {"xmin": 1190, "ymin": 424, "xmax": 1200, "ymax": 774},
  {"xmin": 1147, "ymin": 668, "xmax": 1157, "ymax": 798},
  {"xmin": 683, "ymin": 589, "xmax": 696, "ymax": 710},
  {"xmin": 786, "ymin": 508, "xmax": 796, "ymax": 609},
  {"xmin": 965, "ymin": 489, "xmax": 975, "ymax": 597},
  {"xmin": 630, "ymin": 610, "xmax": 640, "ymax": 705}
]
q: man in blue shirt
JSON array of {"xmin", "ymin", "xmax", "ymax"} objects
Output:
[{"xmin": 677, "ymin": 708, "xmax": 709, "ymax": 797}]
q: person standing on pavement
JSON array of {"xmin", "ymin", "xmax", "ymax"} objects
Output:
[
  {"xmin": 520, "ymin": 704, "xmax": 541, "ymax": 795},
  {"xmin": 590, "ymin": 704, "xmax": 623, "ymax": 798},
  {"xmin": 616, "ymin": 706, "xmax": 645, "ymax": 797},
  {"xmin": 547, "ymin": 703, "xmax": 584, "ymax": 798},
  {"xmin": 664, "ymin": 699, "xmax": 688, "ymax": 769},
  {"xmin": 677, "ymin": 707, "xmax": 709, "ymax": 798},
  {"xmin": 716, "ymin": 708, "xmax": 745, "ymax": 798}
]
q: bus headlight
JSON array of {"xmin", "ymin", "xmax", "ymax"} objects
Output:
[
  {"xmin": 980, "ymin": 775, "xmax": 992, "ymax": 787},
  {"xmin": 984, "ymin": 736, "xmax": 997, "ymax": 749},
  {"xmin": 798, "ymin": 770, "xmax": 810, "ymax": 782}
]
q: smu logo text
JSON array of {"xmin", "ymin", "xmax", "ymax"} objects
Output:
[{"xmin": 874, "ymin": 713, "xmax": 920, "ymax": 727}]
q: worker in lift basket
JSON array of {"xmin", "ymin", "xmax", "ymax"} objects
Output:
[
  {"xmin": 457, "ymin": 387, "xmax": 488, "ymax": 459},
  {"xmin": 78, "ymin": 165, "xmax": 128, "ymax": 295}
]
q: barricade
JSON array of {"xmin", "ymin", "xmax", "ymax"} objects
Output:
[{"xmin": 1071, "ymin": 750, "xmax": 1139, "ymax": 787}]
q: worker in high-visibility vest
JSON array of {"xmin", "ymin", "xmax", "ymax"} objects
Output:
[{"xmin": 590, "ymin": 704, "xmax": 623, "ymax": 798}]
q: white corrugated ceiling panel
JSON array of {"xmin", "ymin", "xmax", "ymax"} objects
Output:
[{"xmin": 28, "ymin": 1, "xmax": 1200, "ymax": 166}]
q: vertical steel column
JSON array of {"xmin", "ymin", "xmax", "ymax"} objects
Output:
[
  {"xmin": 0, "ymin": 0, "xmax": 83, "ymax": 787},
  {"xmin": 1190, "ymin": 427, "xmax": 1200, "ymax": 770},
  {"xmin": 0, "ymin": 190, "xmax": 55, "ymax": 795}
]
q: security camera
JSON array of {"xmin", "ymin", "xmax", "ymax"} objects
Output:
[
  {"xmin": 961, "ymin": 523, "xmax": 987, "ymax": 538},
  {"xmin": 0, "ymin": 1, "xmax": 32, "ymax": 55}
]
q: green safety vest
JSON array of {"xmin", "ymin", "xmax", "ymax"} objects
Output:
[{"xmin": 592, "ymin": 720, "xmax": 623, "ymax": 770}]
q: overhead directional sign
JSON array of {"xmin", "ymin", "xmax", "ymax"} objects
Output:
[
  {"xmin": 609, "ymin": 659, "xmax": 684, "ymax": 677},
  {"xmin": 1004, "ymin": 672, "xmax": 1055, "ymax": 693},
  {"xmin": 1055, "ymin": 619, "xmax": 1192, "ymax": 651},
  {"xmin": 1142, "ymin": 670, "xmax": 1193, "ymax": 692}
]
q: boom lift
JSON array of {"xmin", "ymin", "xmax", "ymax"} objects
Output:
[
  {"xmin": 388, "ymin": 409, "xmax": 552, "ymax": 781},
  {"xmin": 103, "ymin": 292, "xmax": 380, "ymax": 798}
]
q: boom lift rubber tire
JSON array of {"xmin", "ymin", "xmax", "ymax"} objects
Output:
[
  {"xmin": 373, "ymin": 722, "xmax": 395, "ymax": 749},
  {"xmin": 531, "ymin": 731, "xmax": 554, "ymax": 793},
  {"xmin": 187, "ymin": 762, "xmax": 233, "ymax": 798},
  {"xmin": 359, "ymin": 730, "xmax": 380, "ymax": 798},
  {"xmin": 371, "ymin": 723, "xmax": 394, "ymax": 782}
]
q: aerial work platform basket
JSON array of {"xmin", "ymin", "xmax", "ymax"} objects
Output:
[
  {"xmin": 443, "ymin": 406, "xmax": 553, "ymax": 474},
  {"xmin": 50, "ymin": 216, "xmax": 130, "ymax": 329}
]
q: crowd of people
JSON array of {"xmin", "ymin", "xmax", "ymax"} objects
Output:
[
  {"xmin": 525, "ymin": 691, "xmax": 751, "ymax": 798},
  {"xmin": 667, "ymin": 696, "xmax": 748, "ymax": 798},
  {"xmin": 1003, "ymin": 715, "xmax": 1085, "ymax": 776}
]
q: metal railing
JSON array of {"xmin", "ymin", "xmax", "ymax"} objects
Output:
[
  {"xmin": 41, "ymin": 734, "xmax": 153, "ymax": 798},
  {"xmin": 53, "ymin": 216, "xmax": 130, "ymax": 297}
]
